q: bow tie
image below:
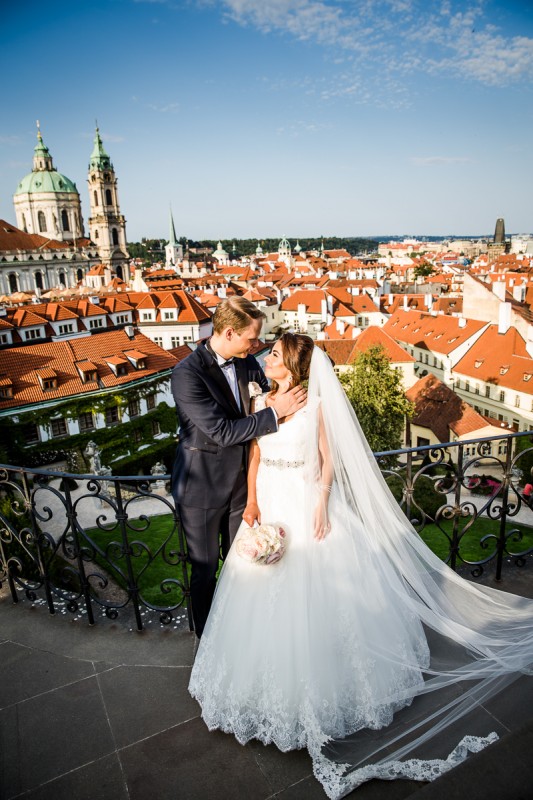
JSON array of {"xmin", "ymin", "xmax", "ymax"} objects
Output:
[{"xmin": 221, "ymin": 358, "xmax": 235, "ymax": 368}]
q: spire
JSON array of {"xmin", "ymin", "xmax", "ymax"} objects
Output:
[
  {"xmin": 89, "ymin": 126, "xmax": 112, "ymax": 171},
  {"xmin": 33, "ymin": 121, "xmax": 53, "ymax": 171},
  {"xmin": 169, "ymin": 207, "xmax": 178, "ymax": 245}
]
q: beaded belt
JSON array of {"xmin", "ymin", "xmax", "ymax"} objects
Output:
[{"xmin": 260, "ymin": 457, "xmax": 304, "ymax": 469}]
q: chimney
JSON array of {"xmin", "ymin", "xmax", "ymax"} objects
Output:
[
  {"xmin": 493, "ymin": 281, "xmax": 506, "ymax": 301},
  {"xmin": 336, "ymin": 319, "xmax": 345, "ymax": 335},
  {"xmin": 403, "ymin": 295, "xmax": 408, "ymax": 311},
  {"xmin": 458, "ymin": 316, "xmax": 467, "ymax": 328},
  {"xmin": 498, "ymin": 302, "xmax": 512, "ymax": 335},
  {"xmin": 320, "ymin": 299, "xmax": 328, "ymax": 322},
  {"xmin": 125, "ymin": 325, "xmax": 135, "ymax": 339},
  {"xmin": 513, "ymin": 284, "xmax": 526, "ymax": 303}
]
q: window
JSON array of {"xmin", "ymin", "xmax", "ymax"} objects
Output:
[
  {"xmin": 455, "ymin": 379, "xmax": 461, "ymax": 389},
  {"xmin": 42, "ymin": 377, "xmax": 58, "ymax": 391},
  {"xmin": 50, "ymin": 417, "xmax": 68, "ymax": 438},
  {"xmin": 152, "ymin": 419, "xmax": 161, "ymax": 436},
  {"xmin": 59, "ymin": 323, "xmax": 74, "ymax": 335},
  {"xmin": 105, "ymin": 406, "xmax": 120, "ymax": 425},
  {"xmin": 141, "ymin": 312, "xmax": 152, "ymax": 321},
  {"xmin": 93, "ymin": 190, "xmax": 98, "ymax": 206},
  {"xmin": 163, "ymin": 311, "xmax": 174, "ymax": 320},
  {"xmin": 128, "ymin": 399, "xmax": 140, "ymax": 418},
  {"xmin": 475, "ymin": 384, "xmax": 480, "ymax": 395},
  {"xmin": 35, "ymin": 272, "xmax": 43, "ymax": 290},
  {"xmin": 515, "ymin": 395, "xmax": 521, "ymax": 408},
  {"xmin": 82, "ymin": 369, "xmax": 98, "ymax": 383},
  {"xmin": 106, "ymin": 189, "xmax": 112, "ymax": 205},
  {"xmin": 499, "ymin": 390, "xmax": 505, "ymax": 402},
  {"xmin": 416, "ymin": 436, "xmax": 430, "ymax": 448},
  {"xmin": 95, "ymin": 229, "xmax": 99, "ymax": 239},
  {"xmin": 485, "ymin": 385, "xmax": 491, "ymax": 398},
  {"xmin": 117, "ymin": 364, "xmax": 127, "ymax": 376},
  {"xmin": 133, "ymin": 428, "xmax": 142, "ymax": 444},
  {"xmin": 38, "ymin": 211, "xmax": 47, "ymax": 232},
  {"xmin": 115, "ymin": 314, "xmax": 129, "ymax": 324},
  {"xmin": 112, "ymin": 228, "xmax": 119, "ymax": 246},
  {"xmin": 0, "ymin": 333, "xmax": 9, "ymax": 344},
  {"xmin": 465, "ymin": 380, "xmax": 470, "ymax": 392},
  {"xmin": 61, "ymin": 210, "xmax": 70, "ymax": 231},
  {"xmin": 0, "ymin": 385, "xmax": 13, "ymax": 399},
  {"xmin": 58, "ymin": 272, "xmax": 66, "ymax": 287},
  {"xmin": 424, "ymin": 353, "xmax": 429, "ymax": 364},
  {"xmin": 433, "ymin": 356, "xmax": 437, "ymax": 367},
  {"xmin": 78, "ymin": 412, "xmax": 95, "ymax": 432},
  {"xmin": 146, "ymin": 393, "xmax": 156, "ymax": 410},
  {"xmin": 89, "ymin": 318, "xmax": 104, "ymax": 329},
  {"xmin": 22, "ymin": 423, "xmax": 40, "ymax": 444},
  {"xmin": 171, "ymin": 337, "xmax": 180, "ymax": 348},
  {"xmin": 153, "ymin": 337, "xmax": 163, "ymax": 346},
  {"xmin": 25, "ymin": 328, "xmax": 42, "ymax": 340}
]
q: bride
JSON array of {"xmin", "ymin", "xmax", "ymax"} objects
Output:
[{"xmin": 189, "ymin": 333, "xmax": 533, "ymax": 798}]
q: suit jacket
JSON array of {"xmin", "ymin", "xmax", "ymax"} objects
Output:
[{"xmin": 170, "ymin": 342, "xmax": 274, "ymax": 509}]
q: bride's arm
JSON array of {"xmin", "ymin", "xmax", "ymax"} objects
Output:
[
  {"xmin": 314, "ymin": 408, "xmax": 334, "ymax": 540},
  {"xmin": 242, "ymin": 439, "xmax": 261, "ymax": 526}
]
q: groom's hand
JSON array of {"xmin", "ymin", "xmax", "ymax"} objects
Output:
[
  {"xmin": 243, "ymin": 502, "xmax": 261, "ymax": 527},
  {"xmin": 272, "ymin": 386, "xmax": 307, "ymax": 419}
]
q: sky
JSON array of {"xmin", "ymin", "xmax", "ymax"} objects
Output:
[{"xmin": 1, "ymin": 0, "xmax": 532, "ymax": 242}]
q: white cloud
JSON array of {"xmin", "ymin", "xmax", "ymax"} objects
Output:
[{"xmin": 217, "ymin": 0, "xmax": 533, "ymax": 88}]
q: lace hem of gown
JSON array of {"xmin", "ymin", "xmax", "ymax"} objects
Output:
[
  {"xmin": 189, "ymin": 677, "xmax": 498, "ymax": 799},
  {"xmin": 309, "ymin": 732, "xmax": 499, "ymax": 800}
]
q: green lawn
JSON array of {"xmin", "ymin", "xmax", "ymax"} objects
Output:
[
  {"xmin": 81, "ymin": 513, "xmax": 189, "ymax": 608},
  {"xmin": 417, "ymin": 516, "xmax": 533, "ymax": 565}
]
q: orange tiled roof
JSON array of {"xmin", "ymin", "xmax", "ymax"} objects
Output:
[
  {"xmin": 0, "ymin": 331, "xmax": 177, "ymax": 410},
  {"xmin": 383, "ymin": 310, "xmax": 486, "ymax": 355},
  {"xmin": 406, "ymin": 373, "xmax": 489, "ymax": 442},
  {"xmin": 453, "ymin": 325, "xmax": 533, "ymax": 394},
  {"xmin": 280, "ymin": 290, "xmax": 325, "ymax": 314}
]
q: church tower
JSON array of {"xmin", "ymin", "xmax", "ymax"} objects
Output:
[
  {"xmin": 165, "ymin": 207, "xmax": 183, "ymax": 269},
  {"xmin": 87, "ymin": 126, "xmax": 129, "ymax": 274}
]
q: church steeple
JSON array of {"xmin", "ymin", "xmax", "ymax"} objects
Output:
[
  {"xmin": 89, "ymin": 126, "xmax": 112, "ymax": 171},
  {"xmin": 87, "ymin": 124, "xmax": 129, "ymax": 274},
  {"xmin": 165, "ymin": 206, "xmax": 183, "ymax": 269}
]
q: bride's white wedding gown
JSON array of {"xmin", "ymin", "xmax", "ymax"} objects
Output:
[{"xmin": 188, "ymin": 403, "xmax": 500, "ymax": 797}]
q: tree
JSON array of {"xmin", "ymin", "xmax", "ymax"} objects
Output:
[
  {"xmin": 414, "ymin": 262, "xmax": 434, "ymax": 278},
  {"xmin": 339, "ymin": 345, "xmax": 413, "ymax": 455}
]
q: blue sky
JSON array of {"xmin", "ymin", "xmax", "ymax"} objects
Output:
[{"xmin": 1, "ymin": 0, "xmax": 532, "ymax": 241}]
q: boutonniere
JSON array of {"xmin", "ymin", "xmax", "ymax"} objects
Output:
[{"xmin": 248, "ymin": 381, "xmax": 263, "ymax": 398}]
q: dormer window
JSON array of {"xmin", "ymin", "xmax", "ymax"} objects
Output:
[
  {"xmin": 524, "ymin": 374, "xmax": 532, "ymax": 382},
  {"xmin": 448, "ymin": 337, "xmax": 458, "ymax": 343},
  {"xmin": 0, "ymin": 377, "xmax": 13, "ymax": 399},
  {"xmin": 105, "ymin": 355, "xmax": 129, "ymax": 376},
  {"xmin": 77, "ymin": 361, "xmax": 98, "ymax": 383},
  {"xmin": 475, "ymin": 360, "xmax": 484, "ymax": 368},
  {"xmin": 36, "ymin": 368, "xmax": 58, "ymax": 391},
  {"xmin": 125, "ymin": 349, "xmax": 147, "ymax": 370},
  {"xmin": 500, "ymin": 366, "xmax": 509, "ymax": 375}
]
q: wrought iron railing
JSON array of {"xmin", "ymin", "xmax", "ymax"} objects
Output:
[{"xmin": 1, "ymin": 430, "xmax": 533, "ymax": 632}]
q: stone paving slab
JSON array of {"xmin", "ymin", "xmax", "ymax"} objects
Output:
[{"xmin": 2, "ymin": 572, "xmax": 533, "ymax": 800}]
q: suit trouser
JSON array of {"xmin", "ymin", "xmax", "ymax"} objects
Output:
[{"xmin": 178, "ymin": 467, "xmax": 247, "ymax": 637}]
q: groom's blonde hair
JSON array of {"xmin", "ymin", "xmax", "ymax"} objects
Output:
[{"xmin": 212, "ymin": 296, "xmax": 265, "ymax": 334}]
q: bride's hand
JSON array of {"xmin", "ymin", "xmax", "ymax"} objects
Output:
[
  {"xmin": 243, "ymin": 502, "xmax": 261, "ymax": 527},
  {"xmin": 314, "ymin": 504, "xmax": 331, "ymax": 541}
]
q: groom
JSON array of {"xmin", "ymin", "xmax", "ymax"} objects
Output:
[{"xmin": 171, "ymin": 296, "xmax": 305, "ymax": 637}]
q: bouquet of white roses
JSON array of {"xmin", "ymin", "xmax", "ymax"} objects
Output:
[{"xmin": 235, "ymin": 523, "xmax": 286, "ymax": 565}]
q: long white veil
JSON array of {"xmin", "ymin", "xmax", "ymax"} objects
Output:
[{"xmin": 302, "ymin": 347, "xmax": 533, "ymax": 798}]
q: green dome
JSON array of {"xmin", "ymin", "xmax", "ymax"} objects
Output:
[{"xmin": 15, "ymin": 170, "xmax": 78, "ymax": 196}]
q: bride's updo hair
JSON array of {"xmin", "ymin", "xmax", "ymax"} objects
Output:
[{"xmin": 271, "ymin": 333, "xmax": 314, "ymax": 393}]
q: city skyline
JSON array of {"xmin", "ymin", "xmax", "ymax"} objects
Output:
[{"xmin": 1, "ymin": 0, "xmax": 532, "ymax": 242}]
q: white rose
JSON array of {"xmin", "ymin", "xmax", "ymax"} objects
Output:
[{"xmin": 248, "ymin": 381, "xmax": 263, "ymax": 398}]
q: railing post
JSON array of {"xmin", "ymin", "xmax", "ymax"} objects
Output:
[
  {"xmin": 62, "ymin": 479, "xmax": 95, "ymax": 625},
  {"xmin": 495, "ymin": 442, "xmax": 513, "ymax": 581},
  {"xmin": 114, "ymin": 480, "xmax": 144, "ymax": 631},
  {"xmin": 450, "ymin": 444, "xmax": 465, "ymax": 572}
]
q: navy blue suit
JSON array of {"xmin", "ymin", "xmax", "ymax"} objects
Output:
[{"xmin": 171, "ymin": 342, "xmax": 274, "ymax": 635}]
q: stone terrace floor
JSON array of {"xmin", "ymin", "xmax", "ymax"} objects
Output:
[{"xmin": 1, "ymin": 563, "xmax": 533, "ymax": 800}]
